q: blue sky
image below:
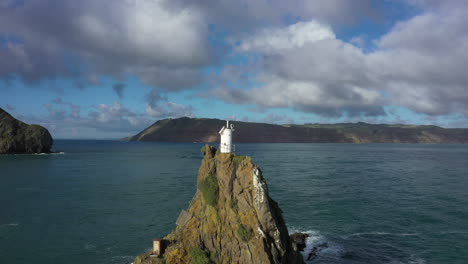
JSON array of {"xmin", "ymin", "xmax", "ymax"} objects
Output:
[{"xmin": 1, "ymin": 0, "xmax": 468, "ymax": 139}]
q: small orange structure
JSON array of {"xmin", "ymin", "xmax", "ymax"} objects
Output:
[{"xmin": 153, "ymin": 238, "xmax": 166, "ymax": 256}]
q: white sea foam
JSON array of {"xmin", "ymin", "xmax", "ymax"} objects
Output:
[
  {"xmin": 408, "ymin": 257, "xmax": 426, "ymax": 264},
  {"xmin": 1, "ymin": 222, "xmax": 19, "ymax": 227},
  {"xmin": 31, "ymin": 152, "xmax": 66, "ymax": 155},
  {"xmin": 16, "ymin": 187, "xmax": 41, "ymax": 191},
  {"xmin": 84, "ymin": 243, "xmax": 96, "ymax": 251},
  {"xmin": 48, "ymin": 152, "xmax": 66, "ymax": 155},
  {"xmin": 288, "ymin": 228, "xmax": 344, "ymax": 262},
  {"xmin": 438, "ymin": 230, "xmax": 468, "ymax": 235},
  {"xmin": 110, "ymin": 255, "xmax": 134, "ymax": 263},
  {"xmin": 386, "ymin": 257, "xmax": 426, "ymax": 264},
  {"xmin": 342, "ymin": 231, "xmax": 418, "ymax": 239}
]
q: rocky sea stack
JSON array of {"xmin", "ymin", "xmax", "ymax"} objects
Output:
[
  {"xmin": 0, "ymin": 107, "xmax": 53, "ymax": 154},
  {"xmin": 134, "ymin": 145, "xmax": 304, "ymax": 264}
]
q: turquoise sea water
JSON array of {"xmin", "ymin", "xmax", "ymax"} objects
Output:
[{"xmin": 1, "ymin": 140, "xmax": 468, "ymax": 264}]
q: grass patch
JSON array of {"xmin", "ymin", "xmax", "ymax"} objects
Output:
[
  {"xmin": 237, "ymin": 224, "xmax": 253, "ymax": 242},
  {"xmin": 190, "ymin": 247, "xmax": 210, "ymax": 264},
  {"xmin": 229, "ymin": 197, "xmax": 239, "ymax": 212},
  {"xmin": 232, "ymin": 155, "xmax": 246, "ymax": 168},
  {"xmin": 199, "ymin": 174, "xmax": 219, "ymax": 206}
]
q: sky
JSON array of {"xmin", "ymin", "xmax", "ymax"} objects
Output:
[{"xmin": 1, "ymin": 0, "xmax": 468, "ymax": 139}]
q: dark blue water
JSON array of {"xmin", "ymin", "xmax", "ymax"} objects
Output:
[{"xmin": 1, "ymin": 141, "xmax": 467, "ymax": 264}]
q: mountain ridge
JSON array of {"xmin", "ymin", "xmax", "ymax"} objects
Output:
[{"xmin": 124, "ymin": 117, "xmax": 468, "ymax": 144}]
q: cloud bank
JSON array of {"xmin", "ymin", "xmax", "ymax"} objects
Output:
[
  {"xmin": 214, "ymin": 1, "xmax": 468, "ymax": 118},
  {"xmin": 2, "ymin": 0, "xmax": 468, "ymax": 137},
  {"xmin": 0, "ymin": 0, "xmax": 211, "ymax": 89}
]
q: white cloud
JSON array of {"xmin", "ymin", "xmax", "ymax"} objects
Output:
[
  {"xmin": 216, "ymin": 20, "xmax": 384, "ymax": 117},
  {"xmin": 171, "ymin": 0, "xmax": 379, "ymax": 29},
  {"xmin": 145, "ymin": 100, "xmax": 194, "ymax": 118},
  {"xmin": 19, "ymin": 99, "xmax": 152, "ymax": 138},
  {"xmin": 238, "ymin": 20, "xmax": 335, "ymax": 53},
  {"xmin": 3, "ymin": 0, "xmax": 468, "ymax": 129},
  {"xmin": 0, "ymin": 0, "xmax": 382, "ymax": 92},
  {"xmin": 215, "ymin": 2, "xmax": 468, "ymax": 118},
  {"xmin": 369, "ymin": 5, "xmax": 468, "ymax": 115},
  {"xmin": 74, "ymin": 0, "xmax": 209, "ymax": 66},
  {"xmin": 349, "ymin": 34, "xmax": 367, "ymax": 48},
  {"xmin": 0, "ymin": 0, "xmax": 210, "ymax": 89}
]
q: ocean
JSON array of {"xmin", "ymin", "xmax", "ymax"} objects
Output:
[{"xmin": 1, "ymin": 140, "xmax": 467, "ymax": 264}]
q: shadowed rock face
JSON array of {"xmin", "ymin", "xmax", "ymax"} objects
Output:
[
  {"xmin": 134, "ymin": 145, "xmax": 304, "ymax": 264},
  {"xmin": 124, "ymin": 117, "xmax": 468, "ymax": 144},
  {"xmin": 0, "ymin": 108, "xmax": 53, "ymax": 154}
]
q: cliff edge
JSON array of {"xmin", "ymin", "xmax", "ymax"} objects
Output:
[
  {"xmin": 0, "ymin": 107, "xmax": 53, "ymax": 154},
  {"xmin": 134, "ymin": 145, "xmax": 304, "ymax": 264}
]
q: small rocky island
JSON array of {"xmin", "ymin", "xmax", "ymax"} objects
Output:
[
  {"xmin": 0, "ymin": 107, "xmax": 53, "ymax": 154},
  {"xmin": 134, "ymin": 145, "xmax": 305, "ymax": 264}
]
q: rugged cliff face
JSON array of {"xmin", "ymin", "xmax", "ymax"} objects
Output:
[
  {"xmin": 134, "ymin": 145, "xmax": 304, "ymax": 264},
  {"xmin": 124, "ymin": 117, "xmax": 468, "ymax": 144},
  {"xmin": 0, "ymin": 107, "xmax": 53, "ymax": 154}
]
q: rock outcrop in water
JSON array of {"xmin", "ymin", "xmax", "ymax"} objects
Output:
[
  {"xmin": 134, "ymin": 145, "xmax": 304, "ymax": 264},
  {"xmin": 0, "ymin": 107, "xmax": 53, "ymax": 154}
]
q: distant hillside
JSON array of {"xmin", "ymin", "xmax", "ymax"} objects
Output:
[{"xmin": 124, "ymin": 117, "xmax": 468, "ymax": 143}]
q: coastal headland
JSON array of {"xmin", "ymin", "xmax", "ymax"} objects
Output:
[
  {"xmin": 125, "ymin": 117, "xmax": 468, "ymax": 144},
  {"xmin": 0, "ymin": 107, "xmax": 53, "ymax": 154}
]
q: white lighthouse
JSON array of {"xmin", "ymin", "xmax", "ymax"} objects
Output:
[{"xmin": 219, "ymin": 120, "xmax": 234, "ymax": 153}]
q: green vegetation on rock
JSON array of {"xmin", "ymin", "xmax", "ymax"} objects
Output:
[
  {"xmin": 229, "ymin": 197, "xmax": 239, "ymax": 212},
  {"xmin": 190, "ymin": 247, "xmax": 211, "ymax": 264},
  {"xmin": 232, "ymin": 155, "xmax": 246, "ymax": 168},
  {"xmin": 133, "ymin": 144, "xmax": 305, "ymax": 264},
  {"xmin": 199, "ymin": 174, "xmax": 219, "ymax": 206},
  {"xmin": 237, "ymin": 224, "xmax": 253, "ymax": 242},
  {"xmin": 0, "ymin": 107, "xmax": 53, "ymax": 154}
]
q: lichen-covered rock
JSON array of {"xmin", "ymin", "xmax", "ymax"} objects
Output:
[
  {"xmin": 0, "ymin": 107, "xmax": 53, "ymax": 154},
  {"xmin": 135, "ymin": 145, "xmax": 304, "ymax": 264}
]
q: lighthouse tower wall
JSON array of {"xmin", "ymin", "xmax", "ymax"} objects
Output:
[
  {"xmin": 219, "ymin": 120, "xmax": 233, "ymax": 153},
  {"xmin": 220, "ymin": 128, "xmax": 232, "ymax": 153}
]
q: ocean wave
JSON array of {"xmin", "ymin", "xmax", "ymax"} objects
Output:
[
  {"xmin": 0, "ymin": 222, "xmax": 19, "ymax": 227},
  {"xmin": 386, "ymin": 256, "xmax": 426, "ymax": 264},
  {"xmin": 31, "ymin": 151, "xmax": 66, "ymax": 155},
  {"xmin": 342, "ymin": 231, "xmax": 418, "ymax": 239},
  {"xmin": 16, "ymin": 187, "xmax": 41, "ymax": 191},
  {"xmin": 288, "ymin": 229, "xmax": 428, "ymax": 264},
  {"xmin": 84, "ymin": 243, "xmax": 97, "ymax": 251},
  {"xmin": 288, "ymin": 228, "xmax": 345, "ymax": 262},
  {"xmin": 438, "ymin": 230, "xmax": 468, "ymax": 235},
  {"xmin": 408, "ymin": 257, "xmax": 426, "ymax": 264},
  {"xmin": 46, "ymin": 152, "xmax": 66, "ymax": 155},
  {"xmin": 111, "ymin": 255, "xmax": 134, "ymax": 264}
]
